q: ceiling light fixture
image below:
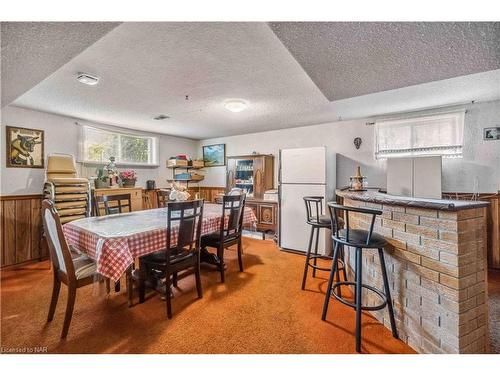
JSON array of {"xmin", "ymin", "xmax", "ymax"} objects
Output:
[
  {"xmin": 76, "ymin": 73, "xmax": 99, "ymax": 86},
  {"xmin": 224, "ymin": 99, "xmax": 248, "ymax": 113},
  {"xmin": 153, "ymin": 114, "xmax": 170, "ymax": 121}
]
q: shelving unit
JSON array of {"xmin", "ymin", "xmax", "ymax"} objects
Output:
[{"xmin": 167, "ymin": 165, "xmax": 205, "ymax": 189}]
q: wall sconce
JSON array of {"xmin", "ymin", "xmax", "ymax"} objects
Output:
[{"xmin": 354, "ymin": 137, "xmax": 362, "ymax": 149}]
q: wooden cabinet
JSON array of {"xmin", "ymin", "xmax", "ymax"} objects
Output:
[
  {"xmin": 1, "ymin": 194, "xmax": 47, "ymax": 268},
  {"xmin": 226, "ymin": 154, "xmax": 277, "ymax": 237},
  {"xmin": 93, "ymin": 187, "xmax": 143, "ymax": 215},
  {"xmin": 226, "ymin": 154, "xmax": 274, "ymax": 200},
  {"xmin": 244, "ymin": 199, "xmax": 278, "ymax": 235}
]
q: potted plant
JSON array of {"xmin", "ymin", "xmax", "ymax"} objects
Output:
[
  {"xmin": 95, "ymin": 166, "xmax": 110, "ymax": 189},
  {"xmin": 120, "ymin": 170, "xmax": 137, "ymax": 187}
]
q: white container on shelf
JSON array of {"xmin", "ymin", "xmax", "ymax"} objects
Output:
[{"xmin": 263, "ymin": 189, "xmax": 278, "ymax": 201}]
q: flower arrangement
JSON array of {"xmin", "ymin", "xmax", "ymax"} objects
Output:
[
  {"xmin": 119, "ymin": 170, "xmax": 137, "ymax": 187},
  {"xmin": 119, "ymin": 170, "xmax": 137, "ymax": 181}
]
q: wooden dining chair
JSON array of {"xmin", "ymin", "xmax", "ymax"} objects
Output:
[
  {"xmin": 138, "ymin": 199, "xmax": 204, "ymax": 319},
  {"xmin": 156, "ymin": 189, "xmax": 171, "ymax": 208},
  {"xmin": 94, "ymin": 193, "xmax": 132, "ymax": 216},
  {"xmin": 42, "ymin": 199, "xmax": 99, "ymax": 339},
  {"xmin": 201, "ymin": 194, "xmax": 246, "ymax": 283},
  {"xmin": 93, "ymin": 193, "xmax": 134, "ymax": 304}
]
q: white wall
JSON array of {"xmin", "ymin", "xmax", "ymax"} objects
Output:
[
  {"xmin": 199, "ymin": 117, "xmax": 386, "ymax": 201},
  {"xmin": 0, "ymin": 106, "xmax": 198, "ymax": 195},
  {"xmin": 199, "ymin": 100, "xmax": 500, "ymax": 195},
  {"xmin": 2, "ymin": 100, "xmax": 498, "ymax": 196}
]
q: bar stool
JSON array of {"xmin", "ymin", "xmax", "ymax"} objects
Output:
[
  {"xmin": 301, "ymin": 197, "xmax": 346, "ymax": 292},
  {"xmin": 322, "ymin": 203, "xmax": 398, "ymax": 353}
]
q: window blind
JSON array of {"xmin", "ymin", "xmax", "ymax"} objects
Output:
[{"xmin": 374, "ymin": 110, "xmax": 465, "ymax": 159}]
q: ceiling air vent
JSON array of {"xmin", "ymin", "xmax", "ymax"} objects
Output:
[{"xmin": 153, "ymin": 115, "xmax": 170, "ymax": 121}]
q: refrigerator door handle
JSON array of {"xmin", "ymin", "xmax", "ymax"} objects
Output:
[{"xmin": 278, "ymin": 149, "xmax": 282, "ymax": 184}]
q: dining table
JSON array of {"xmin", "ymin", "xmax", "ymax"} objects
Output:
[{"xmin": 62, "ymin": 203, "xmax": 257, "ymax": 285}]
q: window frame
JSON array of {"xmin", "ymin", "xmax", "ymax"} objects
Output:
[
  {"xmin": 78, "ymin": 124, "xmax": 160, "ymax": 167},
  {"xmin": 374, "ymin": 110, "xmax": 465, "ymax": 160}
]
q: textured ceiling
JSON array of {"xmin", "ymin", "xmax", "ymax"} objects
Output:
[
  {"xmin": 8, "ymin": 22, "xmax": 500, "ymax": 139},
  {"xmin": 12, "ymin": 22, "xmax": 328, "ymax": 139},
  {"xmin": 1, "ymin": 22, "xmax": 121, "ymax": 107},
  {"xmin": 269, "ymin": 22, "xmax": 500, "ymax": 101}
]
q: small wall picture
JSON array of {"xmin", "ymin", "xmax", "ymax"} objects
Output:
[
  {"xmin": 6, "ymin": 126, "xmax": 44, "ymax": 168},
  {"xmin": 484, "ymin": 127, "xmax": 500, "ymax": 141},
  {"xmin": 203, "ymin": 144, "xmax": 226, "ymax": 167}
]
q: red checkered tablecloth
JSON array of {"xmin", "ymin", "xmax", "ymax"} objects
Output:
[{"xmin": 63, "ymin": 203, "xmax": 257, "ymax": 281}]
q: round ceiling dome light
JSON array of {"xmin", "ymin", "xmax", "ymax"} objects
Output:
[{"xmin": 224, "ymin": 99, "xmax": 248, "ymax": 113}]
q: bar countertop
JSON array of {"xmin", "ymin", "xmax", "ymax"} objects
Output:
[{"xmin": 336, "ymin": 187, "xmax": 489, "ymax": 211}]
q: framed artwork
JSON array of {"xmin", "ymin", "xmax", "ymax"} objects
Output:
[
  {"xmin": 483, "ymin": 127, "xmax": 500, "ymax": 141},
  {"xmin": 202, "ymin": 144, "xmax": 226, "ymax": 167},
  {"xmin": 6, "ymin": 126, "xmax": 45, "ymax": 168}
]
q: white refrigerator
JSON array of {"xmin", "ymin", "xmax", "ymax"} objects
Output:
[{"xmin": 278, "ymin": 146, "xmax": 330, "ymax": 254}]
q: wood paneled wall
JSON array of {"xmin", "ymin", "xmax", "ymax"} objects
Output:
[
  {"xmin": 1, "ymin": 187, "xmax": 227, "ymax": 268},
  {"xmin": 1, "ymin": 194, "xmax": 46, "ymax": 267},
  {"xmin": 143, "ymin": 186, "xmax": 226, "ymax": 209},
  {"xmin": 6, "ymin": 189, "xmax": 495, "ymax": 269}
]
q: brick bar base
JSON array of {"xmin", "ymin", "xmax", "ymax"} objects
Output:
[{"xmin": 343, "ymin": 198, "xmax": 488, "ymax": 353}]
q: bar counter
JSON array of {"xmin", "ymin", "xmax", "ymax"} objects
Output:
[{"xmin": 336, "ymin": 188, "xmax": 489, "ymax": 353}]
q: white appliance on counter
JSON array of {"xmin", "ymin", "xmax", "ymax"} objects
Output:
[
  {"xmin": 387, "ymin": 156, "xmax": 442, "ymax": 199},
  {"xmin": 278, "ymin": 146, "xmax": 331, "ymax": 254}
]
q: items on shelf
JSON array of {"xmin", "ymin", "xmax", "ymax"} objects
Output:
[
  {"xmin": 174, "ymin": 172, "xmax": 192, "ymax": 180},
  {"xmin": 167, "ymin": 154, "xmax": 205, "ymax": 168},
  {"xmin": 263, "ymin": 189, "xmax": 278, "ymax": 202},
  {"xmin": 167, "ymin": 154, "xmax": 205, "ymax": 188}
]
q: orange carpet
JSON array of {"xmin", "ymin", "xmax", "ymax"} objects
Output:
[{"xmin": 0, "ymin": 238, "xmax": 414, "ymax": 354}]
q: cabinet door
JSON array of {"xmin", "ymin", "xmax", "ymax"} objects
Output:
[
  {"xmin": 253, "ymin": 156, "xmax": 265, "ymax": 199},
  {"xmin": 245, "ymin": 202, "xmax": 259, "ymax": 229},
  {"xmin": 127, "ymin": 188, "xmax": 142, "ymax": 211},
  {"xmin": 259, "ymin": 204, "xmax": 275, "ymax": 225},
  {"xmin": 226, "ymin": 158, "xmax": 237, "ymax": 192}
]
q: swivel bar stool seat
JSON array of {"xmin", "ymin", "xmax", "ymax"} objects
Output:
[
  {"xmin": 301, "ymin": 197, "xmax": 346, "ymax": 292},
  {"xmin": 322, "ymin": 202, "xmax": 398, "ymax": 353}
]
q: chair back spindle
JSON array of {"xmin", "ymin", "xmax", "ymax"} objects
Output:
[
  {"xmin": 94, "ymin": 193, "xmax": 132, "ymax": 216},
  {"xmin": 166, "ymin": 200, "xmax": 204, "ymax": 260},
  {"xmin": 303, "ymin": 196, "xmax": 325, "ymax": 225},
  {"xmin": 327, "ymin": 203, "xmax": 382, "ymax": 247},
  {"xmin": 156, "ymin": 189, "xmax": 172, "ymax": 208},
  {"xmin": 220, "ymin": 194, "xmax": 246, "ymax": 242}
]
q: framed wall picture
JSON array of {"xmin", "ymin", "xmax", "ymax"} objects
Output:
[
  {"xmin": 6, "ymin": 126, "xmax": 45, "ymax": 168},
  {"xmin": 484, "ymin": 127, "xmax": 500, "ymax": 141},
  {"xmin": 202, "ymin": 144, "xmax": 226, "ymax": 167}
]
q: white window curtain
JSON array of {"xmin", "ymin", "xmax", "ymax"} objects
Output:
[{"xmin": 374, "ymin": 110, "xmax": 465, "ymax": 159}]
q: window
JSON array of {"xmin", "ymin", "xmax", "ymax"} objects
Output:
[
  {"xmin": 374, "ymin": 110, "xmax": 465, "ymax": 159},
  {"xmin": 79, "ymin": 125, "xmax": 159, "ymax": 166}
]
